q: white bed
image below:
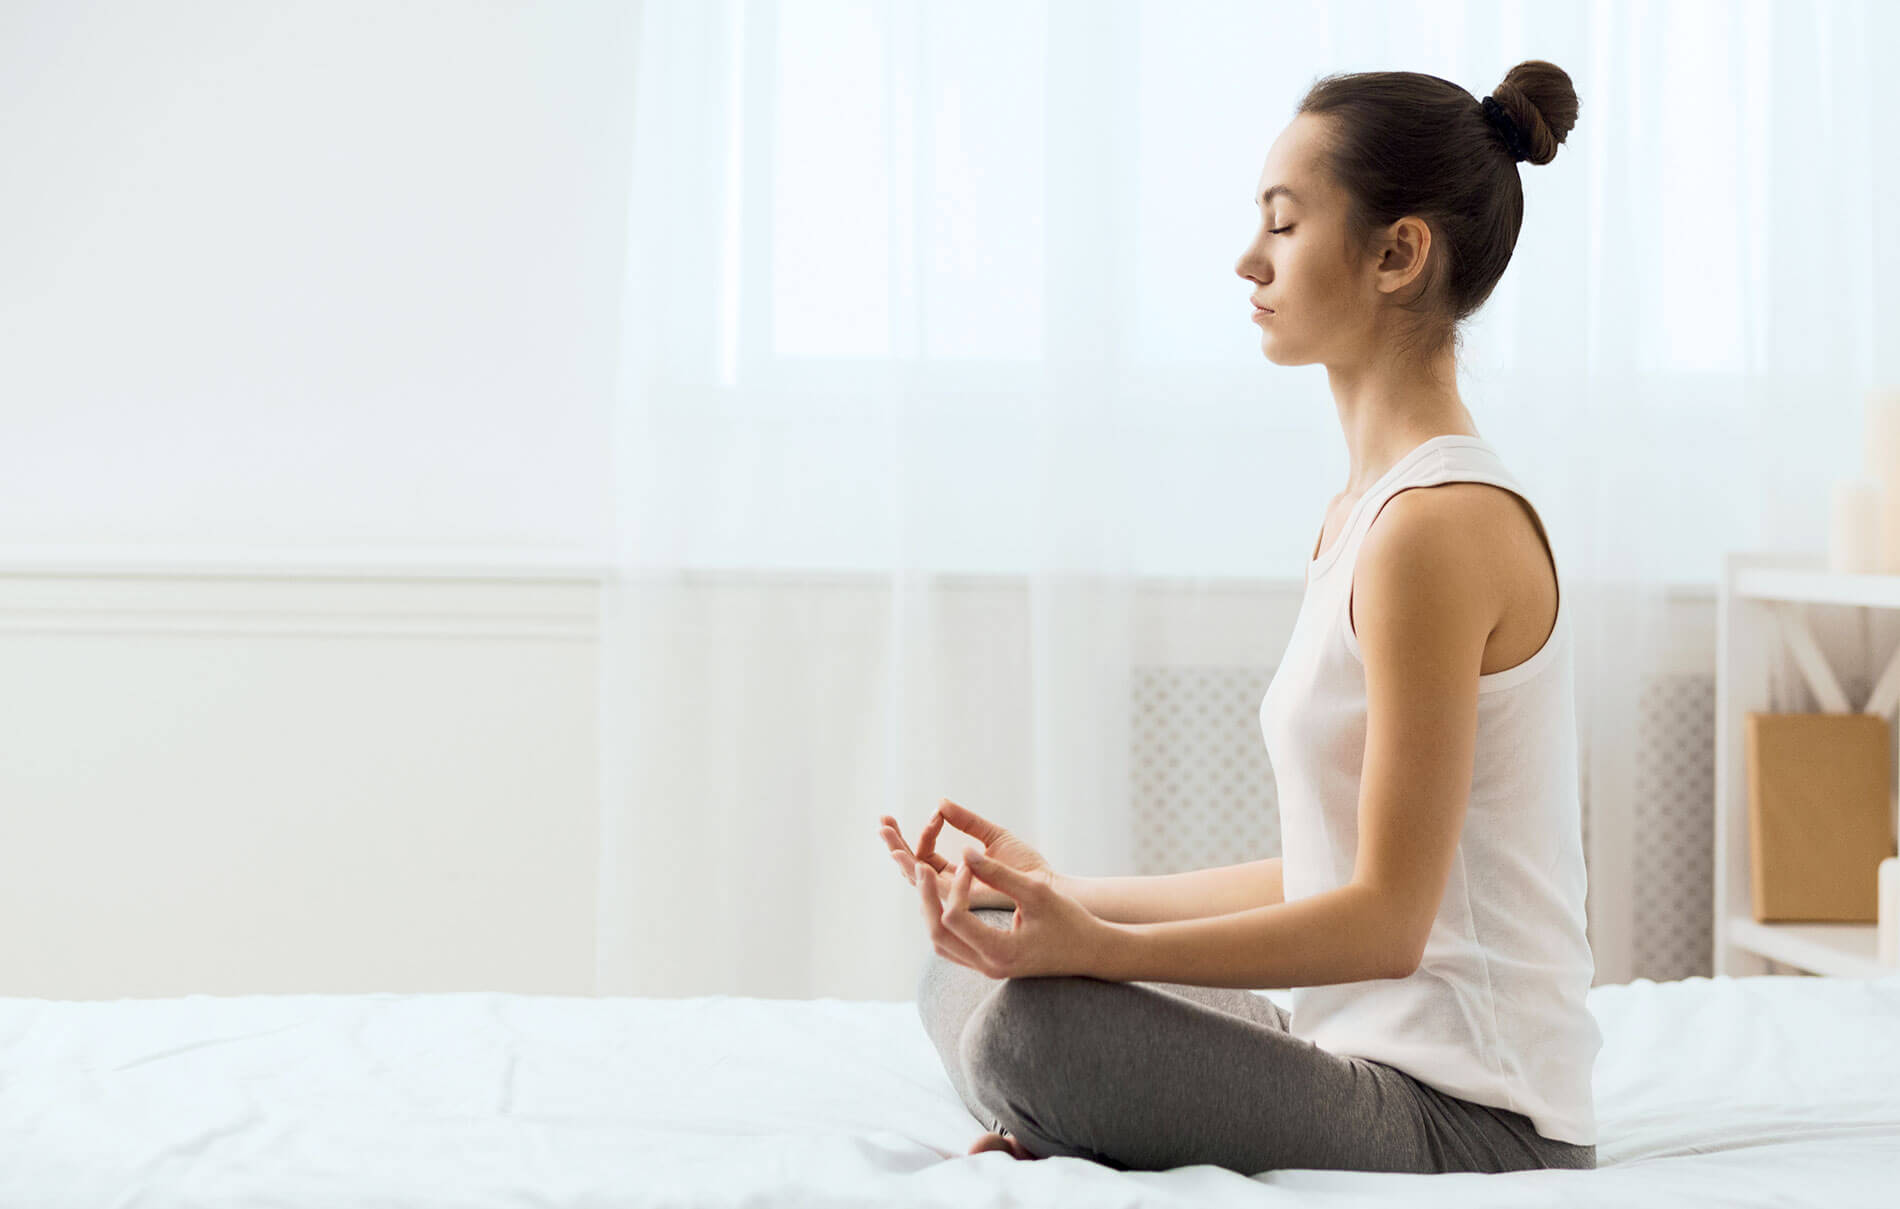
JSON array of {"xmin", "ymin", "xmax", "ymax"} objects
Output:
[{"xmin": 3, "ymin": 971, "xmax": 1897, "ymax": 1207}]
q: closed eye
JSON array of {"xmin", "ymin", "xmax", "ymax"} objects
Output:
[{"xmin": 1269, "ymin": 225, "xmax": 1292, "ymax": 235}]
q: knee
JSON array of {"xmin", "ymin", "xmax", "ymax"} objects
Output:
[
  {"xmin": 958, "ymin": 976, "xmax": 1093, "ymax": 1097},
  {"xmin": 960, "ymin": 978, "xmax": 1128, "ymax": 1165}
]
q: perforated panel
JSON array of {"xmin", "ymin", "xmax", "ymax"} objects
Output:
[
  {"xmin": 1629, "ymin": 673, "xmax": 1716, "ymax": 981},
  {"xmin": 1130, "ymin": 666, "xmax": 1280, "ymax": 876}
]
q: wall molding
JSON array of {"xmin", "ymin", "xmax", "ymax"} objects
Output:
[
  {"xmin": 0, "ymin": 545, "xmax": 614, "ymax": 582},
  {"xmin": 0, "ymin": 553, "xmax": 1723, "ymax": 645},
  {"xmin": 0, "ymin": 545, "xmax": 1724, "ymax": 599},
  {"xmin": 0, "ymin": 568, "xmax": 600, "ymax": 641}
]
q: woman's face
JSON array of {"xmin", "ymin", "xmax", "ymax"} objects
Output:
[{"xmin": 1234, "ymin": 114, "xmax": 1377, "ymax": 368}]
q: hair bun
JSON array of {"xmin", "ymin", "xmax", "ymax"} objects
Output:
[{"xmin": 1490, "ymin": 59, "xmax": 1579, "ymax": 166}]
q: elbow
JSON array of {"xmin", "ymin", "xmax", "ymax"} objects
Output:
[
  {"xmin": 1355, "ymin": 887, "xmax": 1424, "ymax": 980},
  {"xmin": 1381, "ymin": 920, "xmax": 1425, "ymax": 980},
  {"xmin": 1387, "ymin": 923, "xmax": 1428, "ymax": 979}
]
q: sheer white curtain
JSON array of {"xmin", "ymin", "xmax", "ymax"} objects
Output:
[{"xmin": 600, "ymin": 0, "xmax": 1894, "ymax": 999}]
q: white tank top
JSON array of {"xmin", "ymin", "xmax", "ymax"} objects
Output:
[{"xmin": 1257, "ymin": 433, "xmax": 1603, "ymax": 1146}]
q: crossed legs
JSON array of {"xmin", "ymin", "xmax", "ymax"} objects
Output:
[{"xmin": 915, "ymin": 907, "xmax": 1591, "ymax": 1175}]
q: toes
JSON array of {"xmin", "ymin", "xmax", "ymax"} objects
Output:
[
  {"xmin": 967, "ymin": 1130, "xmax": 1018, "ymax": 1157},
  {"xmin": 965, "ymin": 1129, "xmax": 1043, "ymax": 1161}
]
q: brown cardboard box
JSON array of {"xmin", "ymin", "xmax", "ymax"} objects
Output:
[{"xmin": 1743, "ymin": 711, "xmax": 1894, "ymax": 922}]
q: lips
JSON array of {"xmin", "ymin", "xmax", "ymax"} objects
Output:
[{"xmin": 1252, "ymin": 302, "xmax": 1274, "ymax": 313}]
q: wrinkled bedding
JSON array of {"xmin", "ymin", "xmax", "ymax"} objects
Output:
[{"xmin": 2, "ymin": 972, "xmax": 1897, "ymax": 1207}]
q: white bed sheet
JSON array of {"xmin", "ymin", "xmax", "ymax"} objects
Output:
[{"xmin": 3, "ymin": 972, "xmax": 1897, "ymax": 1208}]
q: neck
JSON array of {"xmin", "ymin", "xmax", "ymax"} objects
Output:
[{"xmin": 1324, "ymin": 342, "xmax": 1478, "ymax": 497}]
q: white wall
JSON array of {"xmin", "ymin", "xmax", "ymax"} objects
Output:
[
  {"xmin": 0, "ymin": 0, "xmax": 637, "ymax": 557},
  {"xmin": 0, "ymin": 0, "xmax": 640, "ymax": 997},
  {"xmin": 0, "ymin": 569, "xmax": 602, "ymax": 999}
]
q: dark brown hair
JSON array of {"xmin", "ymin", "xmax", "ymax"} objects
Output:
[{"xmin": 1296, "ymin": 60, "xmax": 1579, "ymax": 362}]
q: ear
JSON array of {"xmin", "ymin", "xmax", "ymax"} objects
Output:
[{"xmin": 1373, "ymin": 215, "xmax": 1433, "ymax": 297}]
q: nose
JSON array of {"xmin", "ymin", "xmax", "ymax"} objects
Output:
[{"xmin": 1236, "ymin": 240, "xmax": 1270, "ymax": 284}]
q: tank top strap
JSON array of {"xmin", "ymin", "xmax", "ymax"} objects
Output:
[{"xmin": 1311, "ymin": 435, "xmax": 1520, "ymax": 582}]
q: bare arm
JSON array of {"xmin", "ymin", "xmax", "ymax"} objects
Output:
[
  {"xmin": 1053, "ymin": 856, "xmax": 1284, "ymax": 925},
  {"xmin": 1092, "ymin": 883, "xmax": 1408, "ymax": 989}
]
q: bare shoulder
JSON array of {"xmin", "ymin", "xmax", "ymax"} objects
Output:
[
  {"xmin": 1365, "ymin": 481, "xmax": 1524, "ymax": 561},
  {"xmin": 1355, "ymin": 484, "xmax": 1515, "ymax": 626}
]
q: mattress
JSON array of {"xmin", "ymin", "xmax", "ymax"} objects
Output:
[{"xmin": 3, "ymin": 971, "xmax": 1897, "ymax": 1207}]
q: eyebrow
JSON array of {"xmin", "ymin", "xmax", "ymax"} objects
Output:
[{"xmin": 1257, "ymin": 185, "xmax": 1301, "ymax": 207}]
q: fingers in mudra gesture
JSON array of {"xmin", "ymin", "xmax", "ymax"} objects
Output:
[
  {"xmin": 917, "ymin": 846, "xmax": 1110, "ymax": 980},
  {"xmin": 877, "ymin": 798, "xmax": 1053, "ymax": 912}
]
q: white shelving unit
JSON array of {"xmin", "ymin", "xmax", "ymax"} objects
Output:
[{"xmin": 1715, "ymin": 552, "xmax": 1900, "ymax": 978}]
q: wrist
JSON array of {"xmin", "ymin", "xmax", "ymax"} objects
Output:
[{"xmin": 1086, "ymin": 917, "xmax": 1141, "ymax": 981}]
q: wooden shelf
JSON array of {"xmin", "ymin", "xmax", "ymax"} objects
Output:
[
  {"xmin": 1715, "ymin": 552, "xmax": 1900, "ymax": 979},
  {"xmin": 1725, "ymin": 916, "xmax": 1894, "ymax": 980},
  {"xmin": 1734, "ymin": 565, "xmax": 1900, "ymax": 610}
]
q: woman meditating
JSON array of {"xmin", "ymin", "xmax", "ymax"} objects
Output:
[{"xmin": 877, "ymin": 59, "xmax": 1599, "ymax": 1176}]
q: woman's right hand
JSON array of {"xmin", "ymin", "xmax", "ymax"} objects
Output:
[{"xmin": 878, "ymin": 798, "xmax": 1056, "ymax": 913}]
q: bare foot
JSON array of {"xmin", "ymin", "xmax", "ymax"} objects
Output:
[{"xmin": 967, "ymin": 1130, "xmax": 1038, "ymax": 1159}]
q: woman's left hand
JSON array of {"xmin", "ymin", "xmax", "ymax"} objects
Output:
[{"xmin": 920, "ymin": 846, "xmax": 1119, "ymax": 980}]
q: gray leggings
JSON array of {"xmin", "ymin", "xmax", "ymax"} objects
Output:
[{"xmin": 917, "ymin": 908, "xmax": 1598, "ymax": 1176}]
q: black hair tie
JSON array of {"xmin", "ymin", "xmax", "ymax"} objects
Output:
[{"xmin": 1480, "ymin": 95, "xmax": 1531, "ymax": 163}]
